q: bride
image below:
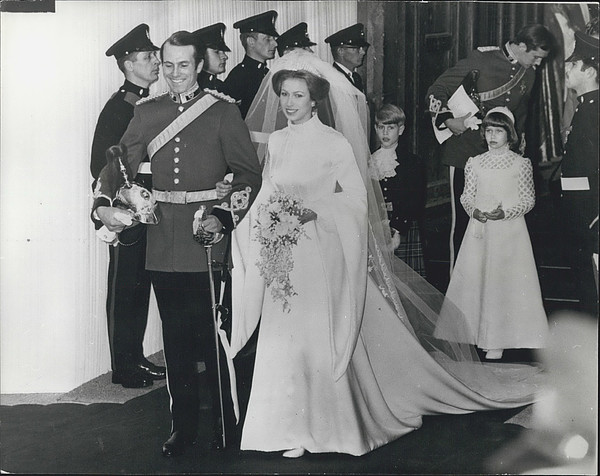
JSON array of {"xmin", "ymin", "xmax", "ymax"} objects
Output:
[{"xmin": 224, "ymin": 63, "xmax": 544, "ymax": 457}]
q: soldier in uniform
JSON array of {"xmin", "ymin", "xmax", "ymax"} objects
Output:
[
  {"xmin": 561, "ymin": 30, "xmax": 599, "ymax": 316},
  {"xmin": 193, "ymin": 22, "xmax": 230, "ymax": 93},
  {"xmin": 426, "ymin": 24, "xmax": 554, "ymax": 273},
  {"xmin": 223, "ymin": 10, "xmax": 279, "ymax": 118},
  {"xmin": 93, "ymin": 30, "xmax": 262, "ymax": 457},
  {"xmin": 90, "ymin": 23, "xmax": 166, "ymax": 389},
  {"xmin": 325, "ymin": 23, "xmax": 370, "ymax": 93}
]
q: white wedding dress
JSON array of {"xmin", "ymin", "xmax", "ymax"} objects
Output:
[{"xmin": 228, "ymin": 115, "xmax": 543, "ymax": 456}]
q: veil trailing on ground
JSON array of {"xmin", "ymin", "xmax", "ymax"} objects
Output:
[{"xmin": 241, "ymin": 48, "xmax": 542, "ymax": 399}]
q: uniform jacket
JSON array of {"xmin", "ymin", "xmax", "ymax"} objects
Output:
[
  {"xmin": 561, "ymin": 89, "xmax": 599, "ymax": 231},
  {"xmin": 93, "ymin": 89, "xmax": 262, "ymax": 272},
  {"xmin": 223, "ymin": 55, "xmax": 269, "ymax": 118},
  {"xmin": 427, "ymin": 45, "xmax": 536, "ymax": 168},
  {"xmin": 198, "ymin": 71, "xmax": 226, "ymax": 93},
  {"xmin": 378, "ymin": 145, "xmax": 427, "ymax": 235}
]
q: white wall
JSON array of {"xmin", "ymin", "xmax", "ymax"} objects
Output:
[{"xmin": 0, "ymin": 0, "xmax": 356, "ymax": 393}]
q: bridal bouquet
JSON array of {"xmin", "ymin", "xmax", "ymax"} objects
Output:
[{"xmin": 254, "ymin": 191, "xmax": 308, "ymax": 312}]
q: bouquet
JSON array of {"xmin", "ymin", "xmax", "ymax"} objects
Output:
[{"xmin": 254, "ymin": 191, "xmax": 308, "ymax": 312}]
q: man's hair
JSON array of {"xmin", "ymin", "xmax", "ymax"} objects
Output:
[
  {"xmin": 240, "ymin": 32, "xmax": 259, "ymax": 50},
  {"xmin": 375, "ymin": 104, "xmax": 406, "ymax": 126},
  {"xmin": 481, "ymin": 112, "xmax": 519, "ymax": 146},
  {"xmin": 330, "ymin": 45, "xmax": 343, "ymax": 62},
  {"xmin": 161, "ymin": 31, "xmax": 206, "ymax": 67},
  {"xmin": 513, "ymin": 24, "xmax": 555, "ymax": 52},
  {"xmin": 116, "ymin": 51, "xmax": 139, "ymax": 74},
  {"xmin": 579, "ymin": 60, "xmax": 599, "ymax": 84},
  {"xmin": 272, "ymin": 69, "xmax": 330, "ymax": 105}
]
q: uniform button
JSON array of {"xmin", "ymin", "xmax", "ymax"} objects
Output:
[
  {"xmin": 174, "ymin": 167, "xmax": 180, "ymax": 173},
  {"xmin": 175, "ymin": 137, "xmax": 181, "ymax": 143},
  {"xmin": 174, "ymin": 147, "xmax": 180, "ymax": 153},
  {"xmin": 383, "ymin": 187, "xmax": 388, "ymax": 191},
  {"xmin": 174, "ymin": 157, "xmax": 180, "ymax": 163},
  {"xmin": 178, "ymin": 106, "xmax": 184, "ymax": 112},
  {"xmin": 174, "ymin": 178, "xmax": 180, "ymax": 184},
  {"xmin": 505, "ymin": 98, "xmax": 510, "ymax": 102},
  {"xmin": 510, "ymin": 74, "xmax": 514, "ymax": 78},
  {"xmin": 507, "ymin": 91, "xmax": 511, "ymax": 95}
]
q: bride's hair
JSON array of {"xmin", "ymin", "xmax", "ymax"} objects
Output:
[{"xmin": 272, "ymin": 69, "xmax": 331, "ymax": 106}]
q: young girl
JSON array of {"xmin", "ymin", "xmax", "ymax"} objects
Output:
[
  {"xmin": 435, "ymin": 107, "xmax": 548, "ymax": 359},
  {"xmin": 370, "ymin": 104, "xmax": 427, "ymax": 277}
]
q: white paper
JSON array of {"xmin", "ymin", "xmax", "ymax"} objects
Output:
[
  {"xmin": 561, "ymin": 176, "xmax": 590, "ymax": 191},
  {"xmin": 433, "ymin": 85, "xmax": 481, "ymax": 144}
]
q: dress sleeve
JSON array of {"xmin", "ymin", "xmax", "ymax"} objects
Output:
[
  {"xmin": 460, "ymin": 157, "xmax": 477, "ymax": 217},
  {"xmin": 504, "ymin": 157, "xmax": 535, "ymax": 220}
]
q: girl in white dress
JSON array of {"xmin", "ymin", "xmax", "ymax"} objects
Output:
[
  {"xmin": 435, "ymin": 107, "xmax": 549, "ymax": 360},
  {"xmin": 228, "ymin": 73, "xmax": 545, "ymax": 458}
]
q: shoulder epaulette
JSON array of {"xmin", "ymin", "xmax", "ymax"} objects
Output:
[
  {"xmin": 203, "ymin": 88, "xmax": 237, "ymax": 104},
  {"xmin": 136, "ymin": 91, "xmax": 168, "ymax": 106},
  {"xmin": 477, "ymin": 46, "xmax": 501, "ymax": 53}
]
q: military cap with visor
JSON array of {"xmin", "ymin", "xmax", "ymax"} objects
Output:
[
  {"xmin": 192, "ymin": 22, "xmax": 231, "ymax": 52},
  {"xmin": 233, "ymin": 10, "xmax": 279, "ymax": 37},
  {"xmin": 105, "ymin": 23, "xmax": 159, "ymax": 60},
  {"xmin": 324, "ymin": 23, "xmax": 370, "ymax": 48},
  {"xmin": 566, "ymin": 29, "xmax": 599, "ymax": 65},
  {"xmin": 276, "ymin": 22, "xmax": 316, "ymax": 57}
]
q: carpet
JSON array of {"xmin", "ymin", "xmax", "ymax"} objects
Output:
[{"xmin": 1, "ymin": 370, "xmax": 536, "ymax": 475}]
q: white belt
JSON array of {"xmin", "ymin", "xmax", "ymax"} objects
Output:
[
  {"xmin": 561, "ymin": 176, "xmax": 590, "ymax": 191},
  {"xmin": 137, "ymin": 162, "xmax": 151, "ymax": 174},
  {"xmin": 153, "ymin": 189, "xmax": 217, "ymax": 204}
]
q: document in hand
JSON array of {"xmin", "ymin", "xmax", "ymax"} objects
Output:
[{"xmin": 432, "ymin": 85, "xmax": 481, "ymax": 144}]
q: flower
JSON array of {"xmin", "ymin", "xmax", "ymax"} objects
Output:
[{"xmin": 254, "ymin": 191, "xmax": 309, "ymax": 312}]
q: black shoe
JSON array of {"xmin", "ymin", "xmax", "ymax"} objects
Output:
[
  {"xmin": 136, "ymin": 358, "xmax": 166, "ymax": 380},
  {"xmin": 162, "ymin": 431, "xmax": 196, "ymax": 457},
  {"xmin": 111, "ymin": 370, "xmax": 154, "ymax": 388}
]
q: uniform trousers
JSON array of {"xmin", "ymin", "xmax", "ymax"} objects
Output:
[
  {"xmin": 561, "ymin": 196, "xmax": 599, "ymax": 318},
  {"xmin": 106, "ymin": 225, "xmax": 151, "ymax": 372},
  {"xmin": 150, "ymin": 270, "xmax": 235, "ymax": 442}
]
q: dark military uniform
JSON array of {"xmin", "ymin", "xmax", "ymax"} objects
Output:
[
  {"xmin": 224, "ymin": 10, "xmax": 279, "ymax": 119},
  {"xmin": 223, "ymin": 55, "xmax": 270, "ymax": 119},
  {"xmin": 198, "ymin": 70, "xmax": 226, "ymax": 92},
  {"xmin": 91, "ymin": 23, "xmax": 164, "ymax": 387},
  {"xmin": 91, "ymin": 79, "xmax": 153, "ymax": 379},
  {"xmin": 325, "ymin": 23, "xmax": 370, "ymax": 93},
  {"xmin": 426, "ymin": 44, "xmax": 537, "ymax": 266},
  {"xmin": 94, "ymin": 85, "xmax": 262, "ymax": 444},
  {"xmin": 560, "ymin": 89, "xmax": 599, "ymax": 316}
]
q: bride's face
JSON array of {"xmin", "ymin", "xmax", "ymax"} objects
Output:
[{"xmin": 279, "ymin": 78, "xmax": 315, "ymax": 125}]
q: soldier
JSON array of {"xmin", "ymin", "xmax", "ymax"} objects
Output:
[
  {"xmin": 325, "ymin": 23, "xmax": 370, "ymax": 93},
  {"xmin": 561, "ymin": 29, "xmax": 599, "ymax": 316},
  {"xmin": 223, "ymin": 10, "xmax": 279, "ymax": 118},
  {"xmin": 193, "ymin": 22, "xmax": 231, "ymax": 93},
  {"xmin": 426, "ymin": 24, "xmax": 554, "ymax": 274},
  {"xmin": 275, "ymin": 22, "xmax": 316, "ymax": 57},
  {"xmin": 90, "ymin": 23, "xmax": 166, "ymax": 389},
  {"xmin": 93, "ymin": 30, "xmax": 263, "ymax": 456}
]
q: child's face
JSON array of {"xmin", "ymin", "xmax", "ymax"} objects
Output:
[
  {"xmin": 484, "ymin": 126, "xmax": 509, "ymax": 150},
  {"xmin": 375, "ymin": 122, "xmax": 404, "ymax": 149}
]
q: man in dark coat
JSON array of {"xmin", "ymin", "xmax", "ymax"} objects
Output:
[
  {"xmin": 561, "ymin": 29, "xmax": 599, "ymax": 316},
  {"xmin": 90, "ymin": 23, "xmax": 166, "ymax": 389},
  {"xmin": 426, "ymin": 24, "xmax": 554, "ymax": 274},
  {"xmin": 223, "ymin": 10, "xmax": 279, "ymax": 118},
  {"xmin": 93, "ymin": 30, "xmax": 263, "ymax": 456},
  {"xmin": 325, "ymin": 23, "xmax": 369, "ymax": 93},
  {"xmin": 193, "ymin": 22, "xmax": 230, "ymax": 93}
]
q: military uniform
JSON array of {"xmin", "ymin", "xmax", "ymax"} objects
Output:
[
  {"xmin": 198, "ymin": 70, "xmax": 226, "ymax": 92},
  {"xmin": 224, "ymin": 10, "xmax": 279, "ymax": 119},
  {"xmin": 426, "ymin": 44, "xmax": 537, "ymax": 268},
  {"xmin": 94, "ymin": 85, "xmax": 262, "ymax": 444},
  {"xmin": 90, "ymin": 24, "xmax": 163, "ymax": 388},
  {"xmin": 560, "ymin": 31, "xmax": 599, "ymax": 316},
  {"xmin": 193, "ymin": 23, "xmax": 231, "ymax": 95},
  {"xmin": 325, "ymin": 23, "xmax": 370, "ymax": 93}
]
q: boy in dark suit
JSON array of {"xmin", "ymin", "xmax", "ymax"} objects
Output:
[{"xmin": 370, "ymin": 104, "xmax": 427, "ymax": 277}]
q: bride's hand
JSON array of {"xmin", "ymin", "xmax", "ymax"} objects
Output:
[{"xmin": 299, "ymin": 209, "xmax": 317, "ymax": 224}]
